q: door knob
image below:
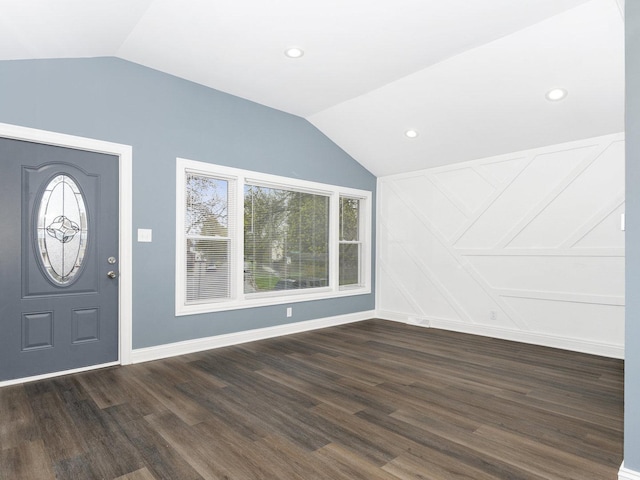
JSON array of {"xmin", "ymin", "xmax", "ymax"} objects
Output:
[{"xmin": 107, "ymin": 271, "xmax": 118, "ymax": 279}]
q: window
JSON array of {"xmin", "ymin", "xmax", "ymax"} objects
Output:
[
  {"xmin": 245, "ymin": 185, "xmax": 329, "ymax": 294},
  {"xmin": 184, "ymin": 173, "xmax": 234, "ymax": 303},
  {"xmin": 339, "ymin": 196, "xmax": 362, "ymax": 288},
  {"xmin": 176, "ymin": 158, "xmax": 371, "ymax": 315}
]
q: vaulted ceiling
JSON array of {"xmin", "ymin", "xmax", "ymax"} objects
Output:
[{"xmin": 0, "ymin": 0, "xmax": 625, "ymax": 176}]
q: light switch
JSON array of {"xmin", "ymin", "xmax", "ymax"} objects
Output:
[{"xmin": 138, "ymin": 228, "xmax": 153, "ymax": 242}]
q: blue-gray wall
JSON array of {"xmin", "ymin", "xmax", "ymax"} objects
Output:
[
  {"xmin": 626, "ymin": 2, "xmax": 640, "ymax": 472},
  {"xmin": 0, "ymin": 57, "xmax": 376, "ymax": 348}
]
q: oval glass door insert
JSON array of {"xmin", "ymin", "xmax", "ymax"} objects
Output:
[{"xmin": 37, "ymin": 174, "xmax": 88, "ymax": 284}]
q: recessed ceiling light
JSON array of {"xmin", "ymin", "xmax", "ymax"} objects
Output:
[
  {"xmin": 405, "ymin": 129, "xmax": 419, "ymax": 138},
  {"xmin": 545, "ymin": 88, "xmax": 568, "ymax": 102},
  {"xmin": 284, "ymin": 47, "xmax": 304, "ymax": 58}
]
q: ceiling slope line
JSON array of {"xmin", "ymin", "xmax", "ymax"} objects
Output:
[
  {"xmin": 113, "ymin": 0, "xmax": 159, "ymax": 58},
  {"xmin": 307, "ymin": 0, "xmax": 595, "ymax": 120}
]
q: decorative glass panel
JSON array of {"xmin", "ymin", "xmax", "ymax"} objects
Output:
[{"xmin": 37, "ymin": 175, "xmax": 88, "ymax": 285}]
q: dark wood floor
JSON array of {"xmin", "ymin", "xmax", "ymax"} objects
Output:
[{"xmin": 0, "ymin": 319, "xmax": 624, "ymax": 480}]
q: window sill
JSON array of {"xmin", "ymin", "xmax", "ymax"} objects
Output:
[{"xmin": 176, "ymin": 285, "xmax": 371, "ymax": 316}]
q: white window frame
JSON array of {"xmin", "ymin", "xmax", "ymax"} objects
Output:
[
  {"xmin": 183, "ymin": 170, "xmax": 237, "ymax": 305},
  {"xmin": 338, "ymin": 195, "xmax": 365, "ymax": 289},
  {"xmin": 176, "ymin": 158, "xmax": 372, "ymax": 315}
]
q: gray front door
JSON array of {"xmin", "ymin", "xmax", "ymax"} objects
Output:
[{"xmin": 0, "ymin": 137, "xmax": 119, "ymax": 382}]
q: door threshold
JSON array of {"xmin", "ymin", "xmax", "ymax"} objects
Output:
[{"xmin": 0, "ymin": 361, "xmax": 120, "ymax": 388}]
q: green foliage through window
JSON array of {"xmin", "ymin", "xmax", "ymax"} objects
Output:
[
  {"xmin": 339, "ymin": 197, "xmax": 361, "ymax": 287},
  {"xmin": 244, "ymin": 185, "xmax": 329, "ymax": 293},
  {"xmin": 178, "ymin": 159, "xmax": 371, "ymax": 314}
]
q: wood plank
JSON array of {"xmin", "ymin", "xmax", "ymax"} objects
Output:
[
  {"xmin": 105, "ymin": 405, "xmax": 203, "ymax": 480},
  {"xmin": 114, "ymin": 467, "xmax": 157, "ymax": 480},
  {"xmin": 250, "ymin": 434, "xmax": 336, "ymax": 480},
  {"xmin": 0, "ymin": 440, "xmax": 55, "ymax": 480},
  {"xmin": 314, "ymin": 443, "xmax": 402, "ymax": 480},
  {"xmin": 383, "ymin": 450, "xmax": 499, "ymax": 480},
  {"xmin": 125, "ymin": 366, "xmax": 214, "ymax": 426},
  {"xmin": 0, "ymin": 385, "xmax": 39, "ymax": 451},
  {"xmin": 0, "ymin": 319, "xmax": 624, "ymax": 479},
  {"xmin": 143, "ymin": 410, "xmax": 224, "ymax": 480},
  {"xmin": 356, "ymin": 407, "xmax": 551, "ymax": 480},
  {"xmin": 75, "ymin": 367, "xmax": 133, "ymax": 409},
  {"xmin": 23, "ymin": 383, "xmax": 87, "ymax": 462}
]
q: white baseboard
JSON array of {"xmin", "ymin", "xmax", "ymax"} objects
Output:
[
  {"xmin": 620, "ymin": 463, "xmax": 640, "ymax": 480},
  {"xmin": 376, "ymin": 310, "xmax": 410, "ymax": 324},
  {"xmin": 131, "ymin": 310, "xmax": 375, "ymax": 364},
  {"xmin": 376, "ymin": 310, "xmax": 624, "ymax": 359}
]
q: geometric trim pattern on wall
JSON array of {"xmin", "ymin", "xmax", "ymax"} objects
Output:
[{"xmin": 377, "ymin": 133, "xmax": 625, "ymax": 358}]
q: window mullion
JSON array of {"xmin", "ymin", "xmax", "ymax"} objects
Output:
[
  {"xmin": 360, "ymin": 194, "xmax": 371, "ymax": 289},
  {"xmin": 234, "ymin": 176, "xmax": 245, "ymax": 302},
  {"xmin": 329, "ymin": 192, "xmax": 340, "ymax": 290}
]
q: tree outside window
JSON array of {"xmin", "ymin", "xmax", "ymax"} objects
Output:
[{"xmin": 244, "ymin": 185, "xmax": 329, "ymax": 293}]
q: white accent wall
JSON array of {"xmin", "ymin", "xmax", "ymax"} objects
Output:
[{"xmin": 377, "ymin": 133, "xmax": 625, "ymax": 358}]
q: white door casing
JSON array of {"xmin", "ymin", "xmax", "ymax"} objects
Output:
[{"xmin": 0, "ymin": 122, "xmax": 132, "ymax": 387}]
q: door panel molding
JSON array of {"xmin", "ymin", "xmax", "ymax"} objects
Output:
[{"xmin": 0, "ymin": 122, "xmax": 132, "ymax": 386}]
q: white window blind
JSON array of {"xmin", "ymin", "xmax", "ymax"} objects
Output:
[
  {"xmin": 185, "ymin": 173, "xmax": 235, "ymax": 303},
  {"xmin": 244, "ymin": 185, "xmax": 329, "ymax": 293}
]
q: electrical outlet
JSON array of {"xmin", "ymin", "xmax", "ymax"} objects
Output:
[
  {"xmin": 286, "ymin": 307, "xmax": 292, "ymax": 318},
  {"xmin": 489, "ymin": 310, "xmax": 497, "ymax": 321}
]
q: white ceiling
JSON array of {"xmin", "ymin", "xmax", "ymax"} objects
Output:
[{"xmin": 0, "ymin": 0, "xmax": 625, "ymax": 176}]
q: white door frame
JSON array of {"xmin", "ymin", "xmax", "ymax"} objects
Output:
[{"xmin": 0, "ymin": 122, "xmax": 133, "ymax": 387}]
